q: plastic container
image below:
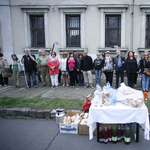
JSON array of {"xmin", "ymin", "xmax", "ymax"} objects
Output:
[
  {"xmin": 111, "ymin": 88, "xmax": 117, "ymax": 106},
  {"xmin": 56, "ymin": 109, "xmax": 65, "ymax": 125}
]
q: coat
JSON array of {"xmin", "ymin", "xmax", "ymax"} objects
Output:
[
  {"xmin": 114, "ymin": 55, "xmax": 125, "ymax": 71},
  {"xmin": 0, "ymin": 57, "xmax": 8, "ymax": 75},
  {"xmin": 47, "ymin": 58, "xmax": 59, "ymax": 75},
  {"xmin": 66, "ymin": 57, "xmax": 79, "ymax": 72}
]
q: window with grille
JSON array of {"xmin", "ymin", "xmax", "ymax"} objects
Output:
[
  {"xmin": 66, "ymin": 15, "xmax": 80, "ymax": 47},
  {"xmin": 146, "ymin": 15, "xmax": 150, "ymax": 48},
  {"xmin": 105, "ymin": 15, "xmax": 121, "ymax": 47},
  {"xmin": 30, "ymin": 15, "xmax": 45, "ymax": 47}
]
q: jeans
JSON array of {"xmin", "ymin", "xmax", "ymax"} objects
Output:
[
  {"xmin": 37, "ymin": 65, "xmax": 41, "ymax": 81},
  {"xmin": 78, "ymin": 72, "xmax": 84, "ymax": 85},
  {"xmin": 116, "ymin": 67, "xmax": 124, "ymax": 88},
  {"xmin": 25, "ymin": 71, "xmax": 37, "ymax": 87},
  {"xmin": 95, "ymin": 70, "xmax": 102, "ymax": 85},
  {"xmin": 142, "ymin": 73, "xmax": 150, "ymax": 90}
]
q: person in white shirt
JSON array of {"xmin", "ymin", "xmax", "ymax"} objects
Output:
[{"xmin": 59, "ymin": 52, "xmax": 69, "ymax": 86}]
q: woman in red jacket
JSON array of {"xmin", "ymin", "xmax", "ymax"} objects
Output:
[{"xmin": 47, "ymin": 52, "xmax": 59, "ymax": 88}]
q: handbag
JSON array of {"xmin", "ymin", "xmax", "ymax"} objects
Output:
[
  {"xmin": 143, "ymin": 60, "xmax": 150, "ymax": 77},
  {"xmin": 2, "ymin": 70, "xmax": 12, "ymax": 78}
]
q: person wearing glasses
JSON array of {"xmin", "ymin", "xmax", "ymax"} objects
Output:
[
  {"xmin": 139, "ymin": 52, "xmax": 150, "ymax": 92},
  {"xmin": 124, "ymin": 51, "xmax": 138, "ymax": 88},
  {"xmin": 93, "ymin": 53, "xmax": 104, "ymax": 86}
]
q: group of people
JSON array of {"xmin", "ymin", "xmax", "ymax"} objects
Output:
[{"xmin": 0, "ymin": 49, "xmax": 150, "ymax": 92}]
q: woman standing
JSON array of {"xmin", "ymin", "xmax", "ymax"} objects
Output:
[
  {"xmin": 66, "ymin": 52, "xmax": 79, "ymax": 88},
  {"xmin": 94, "ymin": 53, "xmax": 104, "ymax": 86},
  {"xmin": 0, "ymin": 53, "xmax": 9, "ymax": 87},
  {"xmin": 47, "ymin": 52, "xmax": 59, "ymax": 88},
  {"xmin": 58, "ymin": 52, "xmax": 63, "ymax": 85},
  {"xmin": 139, "ymin": 52, "xmax": 150, "ymax": 92},
  {"xmin": 60, "ymin": 52, "xmax": 69, "ymax": 86},
  {"xmin": 124, "ymin": 51, "xmax": 138, "ymax": 88},
  {"xmin": 77, "ymin": 53, "xmax": 84, "ymax": 86},
  {"xmin": 103, "ymin": 51, "xmax": 114, "ymax": 86},
  {"xmin": 11, "ymin": 54, "xmax": 23, "ymax": 88}
]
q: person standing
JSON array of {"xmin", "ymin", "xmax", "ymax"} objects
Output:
[
  {"xmin": 0, "ymin": 53, "xmax": 9, "ymax": 87},
  {"xmin": 94, "ymin": 53, "xmax": 104, "ymax": 86},
  {"xmin": 134, "ymin": 53, "xmax": 140, "ymax": 87},
  {"xmin": 39, "ymin": 50, "xmax": 50, "ymax": 87},
  {"xmin": 47, "ymin": 52, "xmax": 59, "ymax": 88},
  {"xmin": 114, "ymin": 50, "xmax": 125, "ymax": 88},
  {"xmin": 58, "ymin": 52, "xmax": 63, "ymax": 85},
  {"xmin": 36, "ymin": 50, "xmax": 42, "ymax": 82},
  {"xmin": 67, "ymin": 52, "xmax": 79, "ymax": 88},
  {"xmin": 74, "ymin": 51, "xmax": 79, "ymax": 84},
  {"xmin": 22, "ymin": 49, "xmax": 37, "ymax": 88},
  {"xmin": 81, "ymin": 51, "xmax": 94, "ymax": 88},
  {"xmin": 103, "ymin": 51, "xmax": 114, "ymax": 86},
  {"xmin": 11, "ymin": 54, "xmax": 23, "ymax": 88},
  {"xmin": 139, "ymin": 52, "xmax": 150, "ymax": 92},
  {"xmin": 77, "ymin": 53, "xmax": 84, "ymax": 86},
  {"xmin": 59, "ymin": 52, "xmax": 69, "ymax": 86},
  {"xmin": 124, "ymin": 51, "xmax": 138, "ymax": 88}
]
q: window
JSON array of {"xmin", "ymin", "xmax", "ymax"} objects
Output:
[
  {"xmin": 146, "ymin": 15, "xmax": 150, "ymax": 48},
  {"xmin": 30, "ymin": 15, "xmax": 45, "ymax": 47},
  {"xmin": 105, "ymin": 15, "xmax": 121, "ymax": 47},
  {"xmin": 66, "ymin": 15, "xmax": 80, "ymax": 47}
]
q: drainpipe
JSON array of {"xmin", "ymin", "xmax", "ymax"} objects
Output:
[{"xmin": 131, "ymin": 0, "xmax": 135, "ymax": 51}]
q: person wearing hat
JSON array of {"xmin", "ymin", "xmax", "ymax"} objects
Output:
[
  {"xmin": 103, "ymin": 51, "xmax": 114, "ymax": 86},
  {"xmin": 114, "ymin": 50, "xmax": 125, "ymax": 88},
  {"xmin": 59, "ymin": 52, "xmax": 69, "ymax": 86}
]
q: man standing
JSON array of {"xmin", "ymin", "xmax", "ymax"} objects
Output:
[
  {"xmin": 36, "ymin": 50, "xmax": 42, "ymax": 82},
  {"xmin": 114, "ymin": 50, "xmax": 125, "ymax": 88},
  {"xmin": 39, "ymin": 50, "xmax": 50, "ymax": 87},
  {"xmin": 81, "ymin": 51, "xmax": 94, "ymax": 88},
  {"xmin": 22, "ymin": 49, "xmax": 37, "ymax": 88},
  {"xmin": 73, "ymin": 51, "xmax": 79, "ymax": 84}
]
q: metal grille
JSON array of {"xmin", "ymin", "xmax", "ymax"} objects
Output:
[
  {"xmin": 105, "ymin": 15, "xmax": 121, "ymax": 47},
  {"xmin": 30, "ymin": 15, "xmax": 45, "ymax": 47},
  {"xmin": 66, "ymin": 15, "xmax": 80, "ymax": 47},
  {"xmin": 146, "ymin": 15, "xmax": 150, "ymax": 48}
]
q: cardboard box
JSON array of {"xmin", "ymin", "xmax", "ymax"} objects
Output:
[{"xmin": 59, "ymin": 112, "xmax": 82, "ymax": 134}]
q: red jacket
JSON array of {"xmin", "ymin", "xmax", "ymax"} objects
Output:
[{"xmin": 47, "ymin": 58, "xmax": 59, "ymax": 75}]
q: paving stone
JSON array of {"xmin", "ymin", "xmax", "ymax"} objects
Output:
[
  {"xmin": 50, "ymin": 109, "xmax": 56, "ymax": 118},
  {"xmin": 21, "ymin": 108, "xmax": 31, "ymax": 117},
  {"xmin": 29, "ymin": 109, "xmax": 37, "ymax": 118},
  {"xmin": 43, "ymin": 109, "xmax": 51, "ymax": 118},
  {"xmin": 13, "ymin": 108, "xmax": 22, "ymax": 116},
  {"xmin": 36, "ymin": 110, "xmax": 43, "ymax": 118}
]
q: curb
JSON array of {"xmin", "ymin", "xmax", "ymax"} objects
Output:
[{"xmin": 0, "ymin": 108, "xmax": 82, "ymax": 119}]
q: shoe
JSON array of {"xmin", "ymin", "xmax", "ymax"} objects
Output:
[
  {"xmin": 52, "ymin": 86, "xmax": 55, "ymax": 88},
  {"xmin": 55, "ymin": 86, "xmax": 58, "ymax": 88},
  {"xmin": 66, "ymin": 84, "xmax": 69, "ymax": 87},
  {"xmin": 72, "ymin": 86, "xmax": 75, "ymax": 88},
  {"xmin": 4, "ymin": 84, "xmax": 8, "ymax": 87},
  {"xmin": 90, "ymin": 85, "xmax": 94, "ymax": 89},
  {"xmin": 70, "ymin": 86, "xmax": 73, "ymax": 88},
  {"xmin": 34, "ymin": 85, "xmax": 37, "ymax": 88},
  {"xmin": 62, "ymin": 84, "xmax": 65, "ymax": 87},
  {"xmin": 15, "ymin": 86, "xmax": 19, "ymax": 88},
  {"xmin": 26, "ymin": 86, "xmax": 30, "ymax": 89},
  {"xmin": 146, "ymin": 89, "xmax": 149, "ymax": 92},
  {"xmin": 85, "ymin": 84, "xmax": 89, "ymax": 88},
  {"xmin": 0, "ymin": 85, "xmax": 3, "ymax": 87},
  {"xmin": 42, "ymin": 85, "xmax": 46, "ymax": 87}
]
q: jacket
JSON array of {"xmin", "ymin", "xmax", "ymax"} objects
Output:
[
  {"xmin": 66, "ymin": 57, "xmax": 79, "ymax": 72},
  {"xmin": 47, "ymin": 58, "xmax": 59, "ymax": 75},
  {"xmin": 93, "ymin": 58, "xmax": 104, "ymax": 70},
  {"xmin": 139, "ymin": 59, "xmax": 150, "ymax": 74},
  {"xmin": 103, "ymin": 57, "xmax": 114, "ymax": 72},
  {"xmin": 124, "ymin": 59, "xmax": 138, "ymax": 73},
  {"xmin": 11, "ymin": 60, "xmax": 23, "ymax": 72},
  {"xmin": 22, "ymin": 55, "xmax": 36, "ymax": 72},
  {"xmin": 0, "ymin": 57, "xmax": 8, "ymax": 75},
  {"xmin": 80, "ymin": 55, "xmax": 93, "ymax": 71},
  {"xmin": 114, "ymin": 55, "xmax": 125, "ymax": 71}
]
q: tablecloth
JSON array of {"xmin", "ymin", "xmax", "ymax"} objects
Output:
[{"xmin": 87, "ymin": 102, "xmax": 149, "ymax": 140}]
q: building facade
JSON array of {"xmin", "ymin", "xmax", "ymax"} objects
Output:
[{"xmin": 0, "ymin": 0, "xmax": 150, "ymax": 63}]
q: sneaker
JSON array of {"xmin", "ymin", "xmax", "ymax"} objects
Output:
[
  {"xmin": 41, "ymin": 85, "xmax": 46, "ymax": 87},
  {"xmin": 62, "ymin": 84, "xmax": 65, "ymax": 87},
  {"xmin": 66, "ymin": 84, "xmax": 69, "ymax": 87},
  {"xmin": 72, "ymin": 86, "xmax": 75, "ymax": 88},
  {"xmin": 70, "ymin": 86, "xmax": 73, "ymax": 88},
  {"xmin": 4, "ymin": 84, "xmax": 8, "ymax": 87},
  {"xmin": 34, "ymin": 85, "xmax": 37, "ymax": 88},
  {"xmin": 0, "ymin": 85, "xmax": 3, "ymax": 87}
]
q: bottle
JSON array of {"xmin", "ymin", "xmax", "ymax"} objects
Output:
[
  {"xmin": 124, "ymin": 127, "xmax": 131, "ymax": 145},
  {"xmin": 112, "ymin": 126, "xmax": 117, "ymax": 144},
  {"xmin": 103, "ymin": 127, "xmax": 108, "ymax": 144},
  {"xmin": 96, "ymin": 84, "xmax": 101, "ymax": 92},
  {"xmin": 108, "ymin": 126, "xmax": 112, "ymax": 142},
  {"xmin": 106, "ymin": 82, "xmax": 110, "ymax": 93},
  {"xmin": 117, "ymin": 125, "xmax": 121, "ymax": 142},
  {"xmin": 121, "ymin": 124, "xmax": 125, "ymax": 140},
  {"xmin": 111, "ymin": 88, "xmax": 117, "ymax": 106},
  {"xmin": 99, "ymin": 127, "xmax": 104, "ymax": 143}
]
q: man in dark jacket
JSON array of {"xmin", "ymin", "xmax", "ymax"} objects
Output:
[
  {"xmin": 81, "ymin": 51, "xmax": 94, "ymax": 88},
  {"xmin": 22, "ymin": 49, "xmax": 37, "ymax": 88},
  {"xmin": 114, "ymin": 50, "xmax": 125, "ymax": 88}
]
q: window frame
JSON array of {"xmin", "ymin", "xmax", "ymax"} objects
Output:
[
  {"xmin": 66, "ymin": 15, "xmax": 81, "ymax": 47},
  {"xmin": 146, "ymin": 15, "xmax": 150, "ymax": 48},
  {"xmin": 105, "ymin": 15, "xmax": 121, "ymax": 47}
]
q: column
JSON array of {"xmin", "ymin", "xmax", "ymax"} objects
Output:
[
  {"xmin": 81, "ymin": 12, "xmax": 85, "ymax": 48},
  {"xmin": 100, "ymin": 9, "xmax": 105, "ymax": 48},
  {"xmin": 141, "ymin": 11, "xmax": 146, "ymax": 48},
  {"xmin": 44, "ymin": 12, "xmax": 49, "ymax": 48},
  {"xmin": 121, "ymin": 10, "xmax": 125, "ymax": 47},
  {"xmin": 60, "ymin": 12, "xmax": 65, "ymax": 47}
]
